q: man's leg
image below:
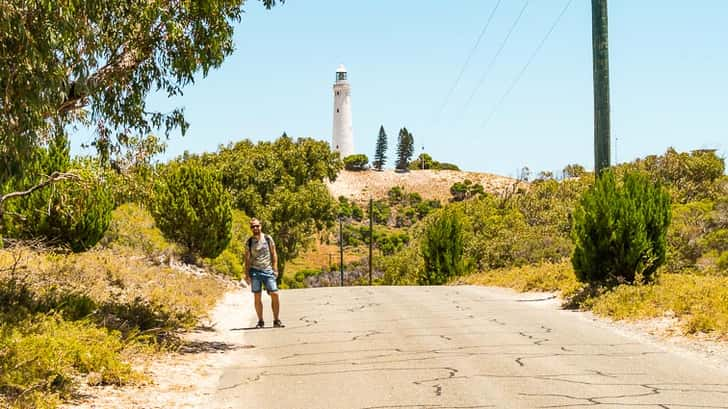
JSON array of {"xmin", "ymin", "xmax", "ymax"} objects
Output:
[
  {"xmin": 254, "ymin": 291, "xmax": 263, "ymax": 321},
  {"xmin": 270, "ymin": 291, "xmax": 280, "ymax": 320}
]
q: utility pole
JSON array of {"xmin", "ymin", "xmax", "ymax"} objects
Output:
[
  {"xmin": 339, "ymin": 216, "xmax": 344, "ymax": 287},
  {"xmin": 592, "ymin": 0, "xmax": 611, "ymax": 177},
  {"xmin": 368, "ymin": 197, "xmax": 373, "ymax": 285}
]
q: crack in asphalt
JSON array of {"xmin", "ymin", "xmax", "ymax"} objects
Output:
[{"xmin": 215, "ymin": 288, "xmax": 728, "ymax": 408}]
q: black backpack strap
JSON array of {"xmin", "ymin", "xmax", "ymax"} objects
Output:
[{"xmin": 248, "ymin": 235, "xmax": 272, "ymax": 252}]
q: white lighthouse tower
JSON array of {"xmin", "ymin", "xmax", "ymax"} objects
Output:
[{"xmin": 332, "ymin": 64, "xmax": 354, "ymax": 158}]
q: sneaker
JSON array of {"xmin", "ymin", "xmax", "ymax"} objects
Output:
[
  {"xmin": 255, "ymin": 320, "xmax": 265, "ymax": 329},
  {"xmin": 273, "ymin": 319, "xmax": 285, "ymax": 328}
]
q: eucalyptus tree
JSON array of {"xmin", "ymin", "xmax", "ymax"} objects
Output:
[
  {"xmin": 0, "ymin": 0, "xmax": 283, "ymax": 180},
  {"xmin": 192, "ymin": 135, "xmax": 342, "ymax": 281}
]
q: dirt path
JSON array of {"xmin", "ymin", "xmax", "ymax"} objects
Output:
[{"xmin": 63, "ymin": 290, "xmax": 257, "ymax": 409}]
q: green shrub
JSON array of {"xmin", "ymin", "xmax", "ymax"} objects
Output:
[
  {"xmin": 449, "ymin": 179, "xmax": 484, "ymax": 202},
  {"xmin": 618, "ymin": 148, "xmax": 725, "ymax": 203},
  {"xmin": 379, "ymin": 245, "xmax": 422, "ymax": 285},
  {"xmin": 717, "ymin": 251, "xmax": 728, "ymax": 271},
  {"xmin": 343, "ymin": 154, "xmax": 369, "ymax": 171},
  {"xmin": 204, "ymin": 210, "xmax": 251, "ymax": 279},
  {"xmin": 152, "ymin": 163, "xmax": 233, "ymax": 260},
  {"xmin": 370, "ymin": 199, "xmax": 391, "ymax": 225},
  {"xmin": 571, "ymin": 171, "xmax": 671, "ymax": 285},
  {"xmin": 2, "ymin": 162, "xmax": 114, "ymax": 252},
  {"xmin": 420, "ymin": 208, "xmax": 470, "ymax": 284},
  {"xmin": 436, "ymin": 162, "xmax": 460, "ymax": 171},
  {"xmin": 100, "ymin": 203, "xmax": 177, "ymax": 257},
  {"xmin": 387, "ymin": 186, "xmax": 405, "ymax": 205},
  {"xmin": 0, "ymin": 314, "xmax": 137, "ymax": 408}
]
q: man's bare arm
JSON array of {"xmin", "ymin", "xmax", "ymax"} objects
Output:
[
  {"xmin": 270, "ymin": 242, "xmax": 278, "ymax": 276},
  {"xmin": 244, "ymin": 249, "xmax": 251, "ymax": 283}
]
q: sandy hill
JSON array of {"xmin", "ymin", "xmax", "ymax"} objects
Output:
[{"xmin": 326, "ymin": 169, "xmax": 518, "ymax": 204}]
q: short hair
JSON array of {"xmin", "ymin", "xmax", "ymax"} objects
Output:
[{"xmin": 250, "ymin": 218, "xmax": 261, "ymax": 226}]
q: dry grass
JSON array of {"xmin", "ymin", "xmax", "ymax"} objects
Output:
[
  {"xmin": 285, "ymin": 238, "xmax": 368, "ymax": 276},
  {"xmin": 0, "ymin": 231, "xmax": 229, "ymax": 408},
  {"xmin": 459, "ymin": 260, "xmax": 581, "ymax": 297},
  {"xmin": 461, "ymin": 261, "xmax": 728, "ymax": 339},
  {"xmin": 587, "ymin": 274, "xmax": 728, "ymax": 337}
]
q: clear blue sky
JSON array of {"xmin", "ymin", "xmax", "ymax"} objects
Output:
[{"xmin": 73, "ymin": 1, "xmax": 728, "ymax": 178}]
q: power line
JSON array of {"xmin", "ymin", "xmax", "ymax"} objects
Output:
[
  {"xmin": 435, "ymin": 0, "xmax": 503, "ymax": 120},
  {"xmin": 462, "ymin": 0, "xmax": 530, "ymax": 115},
  {"xmin": 482, "ymin": 0, "xmax": 573, "ymax": 128}
]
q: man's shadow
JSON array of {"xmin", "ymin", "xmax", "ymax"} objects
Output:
[{"xmin": 230, "ymin": 326, "xmax": 274, "ymax": 331}]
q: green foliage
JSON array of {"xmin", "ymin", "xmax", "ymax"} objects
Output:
[
  {"xmin": 667, "ymin": 201, "xmax": 715, "ymax": 270},
  {"xmin": 281, "ymin": 269, "xmax": 321, "ymax": 289},
  {"xmin": 455, "ymin": 196, "xmax": 572, "ymax": 270},
  {"xmin": 376, "ymin": 231, "xmax": 410, "ymax": 255},
  {"xmin": 563, "ymin": 163, "xmax": 588, "ymax": 178},
  {"xmin": 102, "ymin": 135, "xmax": 166, "ymax": 207},
  {"xmin": 2, "ymin": 139, "xmax": 114, "ymax": 252},
  {"xmin": 337, "ymin": 197, "xmax": 363, "ymax": 222},
  {"xmin": 449, "ymin": 179, "xmax": 484, "ymax": 202},
  {"xmin": 343, "ymin": 154, "xmax": 369, "ymax": 171},
  {"xmin": 0, "ymin": 0, "xmax": 283, "ymax": 176},
  {"xmin": 370, "ymin": 199, "xmax": 391, "ymax": 225},
  {"xmin": 198, "ymin": 135, "xmax": 341, "ymax": 278},
  {"xmin": 387, "ymin": 186, "xmax": 406, "ymax": 205},
  {"xmin": 409, "ymin": 153, "xmax": 433, "ymax": 170},
  {"xmin": 617, "ymin": 148, "xmax": 725, "ymax": 203},
  {"xmin": 415, "ymin": 199, "xmax": 441, "ymax": 219},
  {"xmin": 516, "ymin": 177, "xmax": 591, "ymax": 233},
  {"xmin": 100, "ymin": 203, "xmax": 177, "ymax": 258},
  {"xmin": 373, "ymin": 126, "xmax": 388, "ymax": 171},
  {"xmin": 0, "ymin": 314, "xmax": 137, "ymax": 408},
  {"xmin": 395, "ymin": 127, "xmax": 414, "ymax": 171},
  {"xmin": 572, "ymin": 171, "xmax": 671, "ymax": 285},
  {"xmin": 408, "ymin": 153, "xmax": 460, "ymax": 171},
  {"xmin": 204, "ymin": 210, "xmax": 251, "ymax": 279},
  {"xmin": 378, "ymin": 245, "xmax": 422, "ymax": 285},
  {"xmin": 152, "ymin": 163, "xmax": 232, "ymax": 260},
  {"xmin": 419, "ymin": 208, "xmax": 469, "ymax": 285},
  {"xmin": 437, "ymin": 162, "xmax": 460, "ymax": 171},
  {"xmin": 717, "ymin": 251, "xmax": 728, "ymax": 271}
]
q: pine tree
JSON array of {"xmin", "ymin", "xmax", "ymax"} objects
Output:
[
  {"xmin": 571, "ymin": 170, "xmax": 671, "ymax": 284},
  {"xmin": 420, "ymin": 209, "xmax": 468, "ymax": 284},
  {"xmin": 373, "ymin": 126, "xmax": 387, "ymax": 171},
  {"xmin": 396, "ymin": 127, "xmax": 414, "ymax": 171},
  {"xmin": 152, "ymin": 162, "xmax": 233, "ymax": 261}
]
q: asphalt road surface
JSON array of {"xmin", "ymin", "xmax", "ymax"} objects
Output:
[{"xmin": 213, "ymin": 286, "xmax": 728, "ymax": 409}]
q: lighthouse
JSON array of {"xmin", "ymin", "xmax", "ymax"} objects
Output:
[{"xmin": 332, "ymin": 64, "xmax": 354, "ymax": 158}]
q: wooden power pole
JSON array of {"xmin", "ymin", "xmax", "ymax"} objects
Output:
[
  {"xmin": 592, "ymin": 0, "xmax": 611, "ymax": 176},
  {"xmin": 368, "ymin": 197, "xmax": 373, "ymax": 285}
]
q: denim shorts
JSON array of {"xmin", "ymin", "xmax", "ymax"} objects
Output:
[{"xmin": 250, "ymin": 269, "xmax": 278, "ymax": 293}]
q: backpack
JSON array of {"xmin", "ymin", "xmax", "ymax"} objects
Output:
[{"xmin": 247, "ymin": 234, "xmax": 273, "ymax": 253}]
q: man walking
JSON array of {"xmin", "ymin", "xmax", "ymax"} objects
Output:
[{"xmin": 244, "ymin": 218, "xmax": 284, "ymax": 328}]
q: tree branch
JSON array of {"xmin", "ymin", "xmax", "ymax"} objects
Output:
[
  {"xmin": 57, "ymin": 45, "xmax": 145, "ymax": 115},
  {"xmin": 0, "ymin": 172, "xmax": 80, "ymax": 218}
]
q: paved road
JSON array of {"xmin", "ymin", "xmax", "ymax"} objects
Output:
[{"xmin": 213, "ymin": 286, "xmax": 728, "ymax": 409}]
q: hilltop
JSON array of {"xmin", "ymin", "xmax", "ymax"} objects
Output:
[{"xmin": 326, "ymin": 169, "xmax": 518, "ymax": 204}]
